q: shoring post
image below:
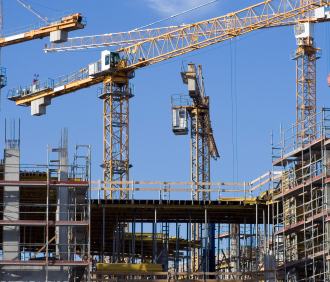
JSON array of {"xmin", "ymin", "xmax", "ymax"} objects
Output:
[
  {"xmin": 188, "ymin": 216, "xmax": 192, "ymax": 274},
  {"xmin": 256, "ymin": 203, "xmax": 259, "ymax": 281},
  {"xmin": 204, "ymin": 208, "xmax": 209, "ymax": 276},
  {"xmin": 88, "ymin": 145, "xmax": 91, "ymax": 282},
  {"xmin": 153, "ymin": 208, "xmax": 157, "ymax": 264},
  {"xmin": 132, "ymin": 218, "xmax": 136, "ymax": 263},
  {"xmin": 175, "ymin": 222, "xmax": 179, "ymax": 274},
  {"xmin": 46, "ymin": 148, "xmax": 50, "ymax": 282},
  {"xmin": 186, "ymin": 222, "xmax": 189, "ymax": 273},
  {"xmin": 102, "ymin": 206, "xmax": 105, "ymax": 262},
  {"xmin": 263, "ymin": 208, "xmax": 266, "ymax": 254},
  {"xmin": 267, "ymin": 203, "xmax": 270, "ymax": 253},
  {"xmin": 141, "ymin": 222, "xmax": 144, "ymax": 263}
]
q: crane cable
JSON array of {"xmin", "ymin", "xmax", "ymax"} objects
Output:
[
  {"xmin": 326, "ymin": 22, "xmax": 330, "ymax": 78},
  {"xmin": 0, "ymin": 0, "xmax": 3, "ymax": 111},
  {"xmin": 133, "ymin": 0, "xmax": 219, "ymax": 31},
  {"xmin": 230, "ymin": 38, "xmax": 238, "ymax": 182},
  {"xmin": 16, "ymin": 0, "xmax": 49, "ymax": 24}
]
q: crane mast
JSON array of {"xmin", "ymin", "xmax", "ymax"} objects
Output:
[
  {"xmin": 100, "ymin": 74, "xmax": 132, "ymax": 199},
  {"xmin": 8, "ymin": 0, "xmax": 330, "ymax": 196},
  {"xmin": 294, "ymin": 21, "xmax": 319, "ymax": 144}
]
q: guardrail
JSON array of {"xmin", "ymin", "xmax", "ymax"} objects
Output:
[
  {"xmin": 272, "ymin": 108, "xmax": 330, "ymax": 161},
  {"xmin": 91, "ymin": 170, "xmax": 280, "ymax": 200}
]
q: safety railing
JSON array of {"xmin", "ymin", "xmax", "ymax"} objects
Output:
[
  {"xmin": 171, "ymin": 94, "xmax": 192, "ymax": 107},
  {"xmin": 7, "ymin": 63, "xmax": 93, "ymax": 101},
  {"xmin": 54, "ymin": 67, "xmax": 90, "ymax": 89},
  {"xmin": 91, "ymin": 171, "xmax": 279, "ymax": 200},
  {"xmin": 97, "ymin": 83, "xmax": 133, "ymax": 99},
  {"xmin": 7, "ymin": 78, "xmax": 54, "ymax": 100},
  {"xmin": 272, "ymin": 108, "xmax": 330, "ymax": 161}
]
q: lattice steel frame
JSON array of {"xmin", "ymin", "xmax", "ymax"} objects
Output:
[
  {"xmin": 190, "ymin": 107, "xmax": 211, "ymax": 272},
  {"xmin": 190, "ymin": 108, "xmax": 210, "ymax": 201},
  {"xmin": 294, "ymin": 37, "xmax": 318, "ymax": 144},
  {"xmin": 103, "ymin": 75, "xmax": 132, "ymax": 200}
]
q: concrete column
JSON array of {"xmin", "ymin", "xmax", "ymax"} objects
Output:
[
  {"xmin": 55, "ymin": 131, "xmax": 69, "ymax": 261},
  {"xmin": 56, "ymin": 180, "xmax": 69, "ymax": 260},
  {"xmin": 3, "ymin": 148, "xmax": 20, "ymax": 260},
  {"xmin": 230, "ymin": 224, "xmax": 240, "ymax": 272}
]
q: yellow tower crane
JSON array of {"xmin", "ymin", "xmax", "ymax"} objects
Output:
[
  {"xmin": 172, "ymin": 63, "xmax": 220, "ymax": 272},
  {"xmin": 172, "ymin": 63, "xmax": 219, "ymax": 201},
  {"xmin": 7, "ymin": 0, "xmax": 330, "ymax": 199}
]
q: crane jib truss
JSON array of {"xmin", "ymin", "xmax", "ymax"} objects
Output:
[{"xmin": 9, "ymin": 0, "xmax": 330, "ymax": 105}]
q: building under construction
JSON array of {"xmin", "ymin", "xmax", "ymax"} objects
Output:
[{"xmin": 2, "ymin": 0, "xmax": 330, "ymax": 281}]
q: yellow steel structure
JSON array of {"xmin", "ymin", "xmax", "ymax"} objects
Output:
[
  {"xmin": 0, "ymin": 13, "xmax": 84, "ymax": 47},
  {"xmin": 44, "ymin": 25, "xmax": 187, "ymax": 52},
  {"xmin": 174, "ymin": 63, "xmax": 219, "ymax": 200},
  {"xmin": 8, "ymin": 0, "xmax": 330, "ymax": 198},
  {"xmin": 43, "ymin": 4, "xmax": 329, "ymax": 53},
  {"xmin": 100, "ymin": 74, "xmax": 132, "ymax": 199},
  {"xmin": 173, "ymin": 63, "xmax": 220, "ymax": 272},
  {"xmin": 293, "ymin": 20, "xmax": 319, "ymax": 144},
  {"xmin": 11, "ymin": 0, "xmax": 330, "ymax": 105}
]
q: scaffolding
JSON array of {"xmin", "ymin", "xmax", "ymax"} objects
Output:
[
  {"xmin": 0, "ymin": 130, "xmax": 282, "ymax": 281},
  {"xmin": 271, "ymin": 108, "xmax": 330, "ymax": 281},
  {"xmin": 0, "ymin": 132, "xmax": 91, "ymax": 281}
]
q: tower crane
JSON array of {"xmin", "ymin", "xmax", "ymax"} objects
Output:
[
  {"xmin": 7, "ymin": 0, "xmax": 330, "ymax": 200},
  {"xmin": 172, "ymin": 63, "xmax": 219, "ymax": 201},
  {"xmin": 172, "ymin": 63, "xmax": 219, "ymax": 272}
]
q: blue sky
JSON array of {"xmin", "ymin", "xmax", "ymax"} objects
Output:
[{"xmin": 2, "ymin": 0, "xmax": 330, "ymax": 185}]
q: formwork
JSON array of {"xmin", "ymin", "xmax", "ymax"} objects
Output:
[
  {"xmin": 90, "ymin": 177, "xmax": 275, "ymax": 281},
  {"xmin": 271, "ymin": 108, "xmax": 330, "ymax": 281}
]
